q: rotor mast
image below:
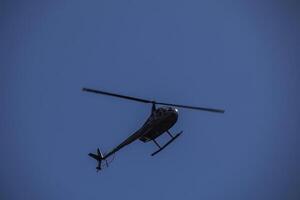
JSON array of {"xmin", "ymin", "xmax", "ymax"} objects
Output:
[{"xmin": 151, "ymin": 101, "xmax": 156, "ymax": 113}]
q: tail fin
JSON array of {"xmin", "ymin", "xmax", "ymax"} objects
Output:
[{"xmin": 88, "ymin": 148, "xmax": 104, "ymax": 171}]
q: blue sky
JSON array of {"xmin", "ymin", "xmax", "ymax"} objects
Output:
[{"xmin": 1, "ymin": 1, "xmax": 299, "ymax": 200}]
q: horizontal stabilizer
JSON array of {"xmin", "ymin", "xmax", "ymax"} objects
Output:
[
  {"xmin": 88, "ymin": 153, "xmax": 101, "ymax": 161},
  {"xmin": 88, "ymin": 148, "xmax": 104, "ymax": 171}
]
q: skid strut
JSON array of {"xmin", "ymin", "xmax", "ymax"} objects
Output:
[{"xmin": 151, "ymin": 131, "xmax": 183, "ymax": 156}]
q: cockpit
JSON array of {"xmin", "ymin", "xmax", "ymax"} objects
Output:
[{"xmin": 155, "ymin": 107, "xmax": 178, "ymax": 117}]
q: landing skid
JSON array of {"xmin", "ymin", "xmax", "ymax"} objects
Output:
[{"xmin": 151, "ymin": 131, "xmax": 183, "ymax": 156}]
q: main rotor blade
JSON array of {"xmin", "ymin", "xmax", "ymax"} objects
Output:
[
  {"xmin": 82, "ymin": 87, "xmax": 225, "ymax": 113},
  {"xmin": 82, "ymin": 87, "xmax": 153, "ymax": 104},
  {"xmin": 156, "ymin": 102, "xmax": 225, "ymax": 113}
]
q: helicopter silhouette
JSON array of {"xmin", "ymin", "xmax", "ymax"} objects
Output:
[{"xmin": 83, "ymin": 87, "xmax": 224, "ymax": 171}]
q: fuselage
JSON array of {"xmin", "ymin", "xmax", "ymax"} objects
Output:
[
  {"xmin": 139, "ymin": 107, "xmax": 178, "ymax": 142},
  {"xmin": 99, "ymin": 106, "xmax": 179, "ymax": 159}
]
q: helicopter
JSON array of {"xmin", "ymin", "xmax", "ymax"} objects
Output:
[{"xmin": 83, "ymin": 87, "xmax": 225, "ymax": 171}]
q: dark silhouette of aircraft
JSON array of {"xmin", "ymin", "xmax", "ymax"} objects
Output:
[{"xmin": 83, "ymin": 87, "xmax": 224, "ymax": 171}]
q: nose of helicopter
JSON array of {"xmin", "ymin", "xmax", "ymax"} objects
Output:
[
  {"xmin": 170, "ymin": 107, "xmax": 178, "ymax": 119},
  {"xmin": 164, "ymin": 107, "xmax": 178, "ymax": 120}
]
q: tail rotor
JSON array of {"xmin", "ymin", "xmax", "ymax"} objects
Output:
[
  {"xmin": 88, "ymin": 148, "xmax": 115, "ymax": 172},
  {"xmin": 89, "ymin": 148, "xmax": 104, "ymax": 172}
]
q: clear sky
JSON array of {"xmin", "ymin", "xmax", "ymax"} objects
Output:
[{"xmin": 1, "ymin": 1, "xmax": 299, "ymax": 200}]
